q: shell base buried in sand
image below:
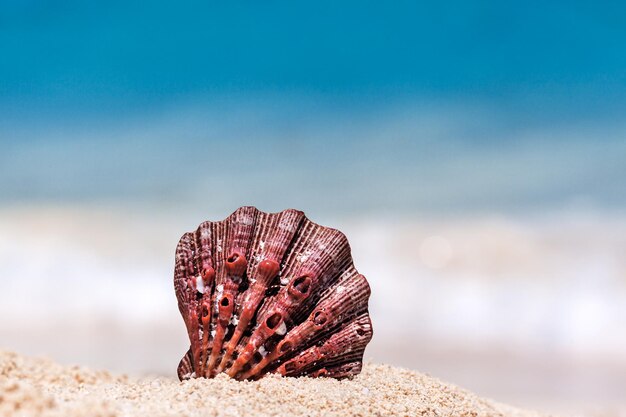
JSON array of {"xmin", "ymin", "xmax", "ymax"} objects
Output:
[
  {"xmin": 0, "ymin": 351, "xmax": 547, "ymax": 417},
  {"xmin": 174, "ymin": 206, "xmax": 373, "ymax": 381}
]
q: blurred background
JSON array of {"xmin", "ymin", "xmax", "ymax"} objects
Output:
[{"xmin": 1, "ymin": 1, "xmax": 625, "ymax": 416}]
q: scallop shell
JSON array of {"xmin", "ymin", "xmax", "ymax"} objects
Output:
[{"xmin": 174, "ymin": 207, "xmax": 373, "ymax": 381}]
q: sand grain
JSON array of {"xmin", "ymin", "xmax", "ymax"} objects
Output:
[{"xmin": 0, "ymin": 351, "xmax": 546, "ymax": 417}]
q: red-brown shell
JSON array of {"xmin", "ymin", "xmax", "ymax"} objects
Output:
[{"xmin": 174, "ymin": 207, "xmax": 373, "ymax": 381}]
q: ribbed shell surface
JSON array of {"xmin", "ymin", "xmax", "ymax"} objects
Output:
[{"xmin": 174, "ymin": 207, "xmax": 373, "ymax": 381}]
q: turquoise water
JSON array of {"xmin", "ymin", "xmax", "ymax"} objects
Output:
[
  {"xmin": 2, "ymin": 2, "xmax": 626, "ymax": 214},
  {"xmin": 2, "ymin": 98, "xmax": 625, "ymax": 216},
  {"xmin": 3, "ymin": 2, "xmax": 626, "ymax": 100}
]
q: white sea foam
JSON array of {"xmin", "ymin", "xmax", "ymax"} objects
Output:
[{"xmin": 0, "ymin": 206, "xmax": 624, "ymax": 363}]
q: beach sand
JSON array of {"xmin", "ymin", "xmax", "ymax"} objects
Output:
[{"xmin": 0, "ymin": 350, "xmax": 546, "ymax": 417}]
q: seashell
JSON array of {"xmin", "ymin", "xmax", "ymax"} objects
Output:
[{"xmin": 174, "ymin": 206, "xmax": 373, "ymax": 381}]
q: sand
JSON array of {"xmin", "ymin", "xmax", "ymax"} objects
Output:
[{"xmin": 0, "ymin": 351, "xmax": 547, "ymax": 417}]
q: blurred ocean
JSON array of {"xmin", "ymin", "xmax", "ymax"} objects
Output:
[
  {"xmin": 1, "ymin": 100, "xmax": 625, "ymax": 414},
  {"xmin": 3, "ymin": 97, "xmax": 625, "ymax": 210}
]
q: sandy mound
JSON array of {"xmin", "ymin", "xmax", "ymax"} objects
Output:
[{"xmin": 0, "ymin": 350, "xmax": 546, "ymax": 417}]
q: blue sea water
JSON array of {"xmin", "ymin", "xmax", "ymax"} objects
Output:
[
  {"xmin": 1, "ymin": 97, "xmax": 625, "ymax": 218},
  {"xmin": 1, "ymin": 1, "xmax": 626, "ymax": 214}
]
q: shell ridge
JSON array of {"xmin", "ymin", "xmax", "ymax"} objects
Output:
[
  {"xmin": 276, "ymin": 313, "xmax": 373, "ymax": 377},
  {"xmin": 235, "ymin": 231, "xmax": 358, "ymax": 380},
  {"xmin": 174, "ymin": 233, "xmax": 205, "ymax": 374},
  {"xmin": 239, "ymin": 271, "xmax": 370, "ymax": 379},
  {"xmin": 217, "ymin": 210, "xmax": 305, "ymax": 373},
  {"xmin": 196, "ymin": 220, "xmax": 220, "ymax": 377},
  {"xmin": 222, "ymin": 210, "xmax": 307, "ymax": 376},
  {"xmin": 204, "ymin": 219, "xmax": 229, "ymax": 375},
  {"xmin": 205, "ymin": 207, "xmax": 259, "ymax": 376},
  {"xmin": 174, "ymin": 207, "xmax": 372, "ymax": 381}
]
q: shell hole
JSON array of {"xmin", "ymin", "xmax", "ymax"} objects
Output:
[
  {"xmin": 313, "ymin": 311, "xmax": 327, "ymax": 326},
  {"xmin": 252, "ymin": 352, "xmax": 263, "ymax": 363},
  {"xmin": 265, "ymin": 312, "xmax": 282, "ymax": 329},
  {"xmin": 284, "ymin": 362, "xmax": 296, "ymax": 373},
  {"xmin": 265, "ymin": 338, "xmax": 278, "ymax": 351},
  {"xmin": 202, "ymin": 305, "xmax": 209, "ymax": 318},
  {"xmin": 224, "ymin": 326, "xmax": 234, "ymax": 341},
  {"xmin": 279, "ymin": 341, "xmax": 292, "ymax": 353},
  {"xmin": 221, "ymin": 297, "xmax": 230, "ymax": 307},
  {"xmin": 265, "ymin": 284, "xmax": 280, "ymax": 297},
  {"xmin": 292, "ymin": 276, "xmax": 311, "ymax": 294},
  {"xmin": 356, "ymin": 328, "xmax": 365, "ymax": 336},
  {"xmin": 227, "ymin": 254, "xmax": 239, "ymax": 263}
]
